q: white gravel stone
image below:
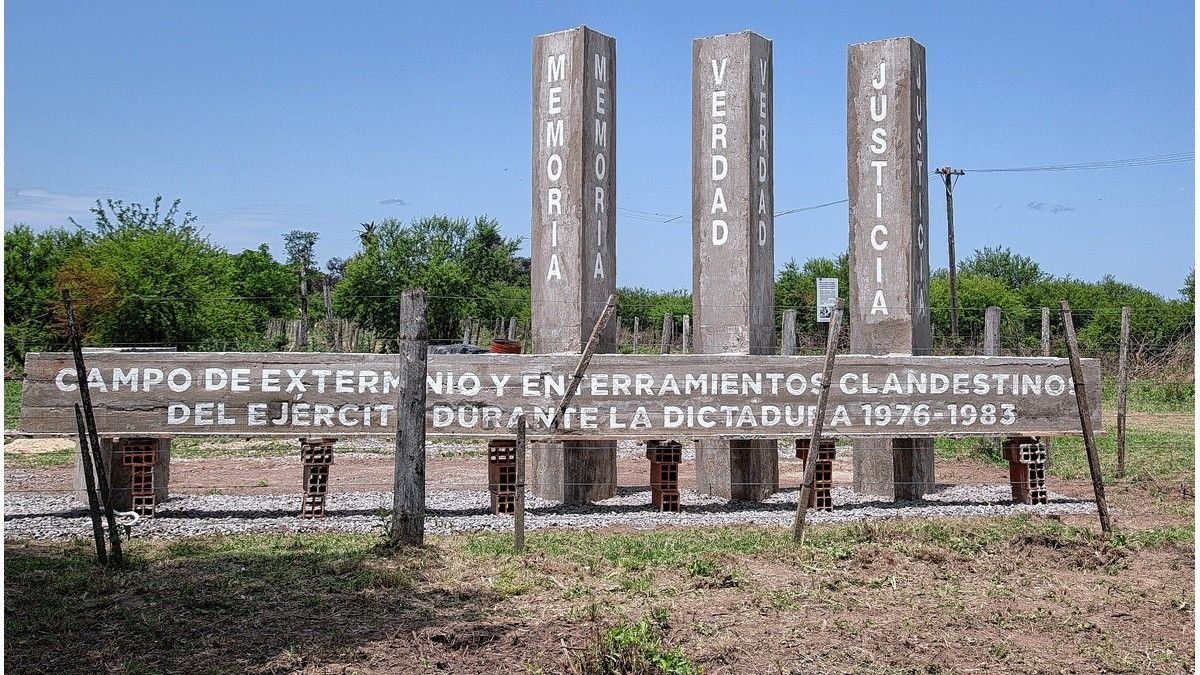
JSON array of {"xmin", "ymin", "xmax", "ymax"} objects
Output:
[{"xmin": 4, "ymin": 484, "xmax": 1098, "ymax": 540}]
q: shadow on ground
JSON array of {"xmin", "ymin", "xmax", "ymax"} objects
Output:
[{"xmin": 4, "ymin": 536, "xmax": 515, "ymax": 673}]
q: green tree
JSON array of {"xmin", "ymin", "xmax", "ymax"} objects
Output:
[
  {"xmin": 930, "ymin": 272, "xmax": 1027, "ymax": 349},
  {"xmin": 283, "ymin": 230, "xmax": 319, "ymax": 275},
  {"xmin": 959, "ymin": 246, "xmax": 1047, "ymax": 289},
  {"xmin": 230, "ymin": 244, "xmax": 298, "ymax": 331},
  {"xmin": 775, "ymin": 254, "xmax": 849, "ymax": 336},
  {"xmin": 616, "ymin": 287, "xmax": 692, "ymax": 332},
  {"xmin": 334, "ymin": 215, "xmax": 525, "ymax": 344},
  {"xmin": 3, "ymin": 224, "xmax": 88, "ymax": 370},
  {"xmin": 55, "ymin": 197, "xmax": 264, "ymax": 350}
]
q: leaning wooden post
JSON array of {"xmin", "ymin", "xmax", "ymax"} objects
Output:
[
  {"xmin": 983, "ymin": 306, "xmax": 1000, "ymax": 356},
  {"xmin": 794, "ymin": 298, "xmax": 844, "ymax": 544},
  {"xmin": 660, "ymin": 313, "xmax": 674, "ymax": 354},
  {"xmin": 62, "ymin": 290, "xmax": 123, "ymax": 565},
  {"xmin": 1041, "ymin": 307, "xmax": 1051, "ymax": 356},
  {"xmin": 73, "ymin": 403, "xmax": 107, "ymax": 565},
  {"xmin": 781, "ymin": 309, "xmax": 797, "ymax": 356},
  {"xmin": 551, "ymin": 294, "xmax": 618, "ymax": 430},
  {"xmin": 390, "ymin": 288, "xmax": 429, "ymax": 548},
  {"xmin": 681, "ymin": 315, "xmax": 691, "ymax": 354},
  {"xmin": 514, "ymin": 416, "xmax": 527, "ymax": 553},
  {"xmin": 507, "ymin": 316, "xmax": 517, "ymax": 341},
  {"xmin": 1060, "ymin": 300, "xmax": 1112, "ymax": 534},
  {"xmin": 1116, "ymin": 305, "xmax": 1131, "ymax": 478}
]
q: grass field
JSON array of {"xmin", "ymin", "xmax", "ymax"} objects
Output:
[{"xmin": 5, "ymin": 516, "xmax": 1193, "ymax": 673}]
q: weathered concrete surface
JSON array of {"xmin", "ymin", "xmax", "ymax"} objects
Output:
[
  {"xmin": 530, "ymin": 26, "xmax": 617, "ymax": 503},
  {"xmin": 691, "ymin": 31, "xmax": 777, "ymax": 500},
  {"xmin": 847, "ymin": 37, "xmax": 933, "ymax": 500}
]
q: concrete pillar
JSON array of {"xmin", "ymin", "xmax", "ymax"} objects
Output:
[
  {"xmin": 529, "ymin": 26, "xmax": 618, "ymax": 503},
  {"xmin": 73, "ymin": 437, "xmax": 171, "ymax": 511},
  {"xmin": 691, "ymin": 31, "xmax": 778, "ymax": 501},
  {"xmin": 847, "ymin": 37, "xmax": 934, "ymax": 500}
]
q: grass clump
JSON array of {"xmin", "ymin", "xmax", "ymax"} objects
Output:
[
  {"xmin": 5, "ymin": 446, "xmax": 74, "ymax": 469},
  {"xmin": 5, "ymin": 379, "xmax": 21, "ymax": 429},
  {"xmin": 572, "ymin": 611, "xmax": 698, "ymax": 675}
]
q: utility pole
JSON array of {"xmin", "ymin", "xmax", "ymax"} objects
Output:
[
  {"xmin": 936, "ymin": 167, "xmax": 965, "ymax": 350},
  {"xmin": 298, "ymin": 270, "xmax": 309, "ymax": 351}
]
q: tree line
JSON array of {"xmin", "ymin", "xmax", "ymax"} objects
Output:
[{"xmin": 4, "ymin": 196, "xmax": 1193, "ymax": 373}]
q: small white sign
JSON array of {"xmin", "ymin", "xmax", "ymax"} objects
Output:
[{"xmin": 816, "ymin": 278, "xmax": 838, "ymax": 323}]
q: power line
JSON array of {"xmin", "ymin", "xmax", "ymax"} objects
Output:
[
  {"xmin": 615, "ymin": 151, "xmax": 1192, "ymax": 224},
  {"xmin": 964, "ymin": 152, "xmax": 1193, "ymax": 173}
]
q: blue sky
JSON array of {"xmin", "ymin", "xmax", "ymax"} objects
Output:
[{"xmin": 5, "ymin": 1, "xmax": 1194, "ymax": 297}]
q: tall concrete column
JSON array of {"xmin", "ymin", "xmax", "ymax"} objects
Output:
[
  {"xmin": 691, "ymin": 31, "xmax": 778, "ymax": 501},
  {"xmin": 529, "ymin": 26, "xmax": 618, "ymax": 503},
  {"xmin": 847, "ymin": 37, "xmax": 934, "ymax": 500}
]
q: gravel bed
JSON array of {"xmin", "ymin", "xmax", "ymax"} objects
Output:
[{"xmin": 4, "ymin": 484, "xmax": 1097, "ymax": 540}]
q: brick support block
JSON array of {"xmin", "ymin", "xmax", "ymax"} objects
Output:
[
  {"xmin": 74, "ymin": 437, "xmax": 171, "ymax": 513},
  {"xmin": 646, "ymin": 440, "xmax": 682, "ymax": 512},
  {"xmin": 796, "ymin": 438, "xmax": 836, "ymax": 511},
  {"xmin": 1002, "ymin": 436, "xmax": 1048, "ymax": 505},
  {"xmin": 488, "ymin": 439, "xmax": 518, "ymax": 514},
  {"xmin": 299, "ymin": 437, "xmax": 336, "ymax": 518}
]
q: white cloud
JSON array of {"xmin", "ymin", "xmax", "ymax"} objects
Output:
[{"xmin": 4, "ymin": 188, "xmax": 100, "ymax": 228}]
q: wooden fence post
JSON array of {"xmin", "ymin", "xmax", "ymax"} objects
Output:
[
  {"xmin": 1041, "ymin": 307, "xmax": 1051, "ymax": 357},
  {"xmin": 323, "ymin": 278, "xmax": 335, "ymax": 349},
  {"xmin": 1116, "ymin": 305, "xmax": 1131, "ymax": 478},
  {"xmin": 507, "ymin": 317, "xmax": 517, "ymax": 341},
  {"xmin": 660, "ymin": 314, "xmax": 674, "ymax": 354},
  {"xmin": 462, "ymin": 318, "xmax": 472, "ymax": 345},
  {"xmin": 1041, "ymin": 306, "xmax": 1054, "ymax": 466},
  {"xmin": 1060, "ymin": 300, "xmax": 1112, "ymax": 534},
  {"xmin": 983, "ymin": 306, "xmax": 1000, "ymax": 356},
  {"xmin": 632, "ymin": 317, "xmax": 640, "ymax": 352},
  {"xmin": 390, "ymin": 289, "xmax": 429, "ymax": 548},
  {"xmin": 681, "ymin": 315, "xmax": 691, "ymax": 354},
  {"xmin": 781, "ymin": 309, "xmax": 797, "ymax": 356},
  {"xmin": 514, "ymin": 416, "xmax": 527, "ymax": 553},
  {"xmin": 794, "ymin": 298, "xmax": 844, "ymax": 544}
]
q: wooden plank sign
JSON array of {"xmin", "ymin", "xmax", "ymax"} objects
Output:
[{"xmin": 21, "ymin": 352, "xmax": 1101, "ymax": 439}]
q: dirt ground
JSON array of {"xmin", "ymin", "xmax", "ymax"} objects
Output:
[
  {"xmin": 4, "ymin": 411, "xmax": 1194, "ymax": 673},
  {"xmin": 4, "ymin": 474, "xmax": 1194, "ymax": 674}
]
